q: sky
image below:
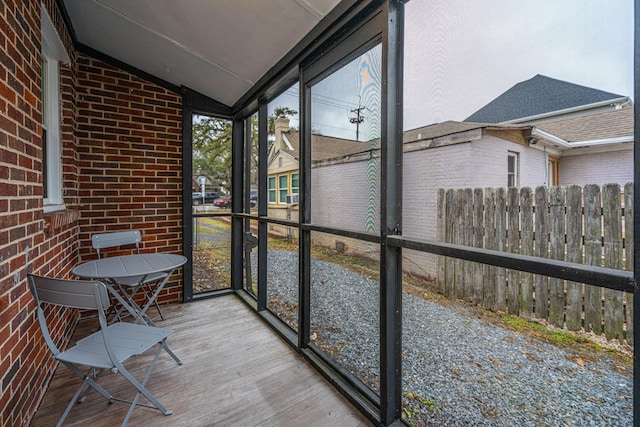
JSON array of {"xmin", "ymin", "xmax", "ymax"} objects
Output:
[
  {"xmin": 403, "ymin": 0, "xmax": 634, "ymax": 130},
  {"xmin": 268, "ymin": 1, "xmax": 634, "ymax": 137}
]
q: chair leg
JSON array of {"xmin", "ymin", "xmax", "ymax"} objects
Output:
[
  {"xmin": 118, "ymin": 343, "xmax": 173, "ymax": 426},
  {"xmin": 161, "ymin": 338, "xmax": 183, "ymax": 365},
  {"xmin": 58, "ymin": 363, "xmax": 115, "ymax": 426},
  {"xmin": 142, "ymin": 282, "xmax": 165, "ymax": 320}
]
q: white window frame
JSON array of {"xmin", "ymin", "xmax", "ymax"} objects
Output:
[
  {"xmin": 268, "ymin": 176, "xmax": 277, "ymax": 204},
  {"xmin": 507, "ymin": 151, "xmax": 519, "ymax": 188},
  {"xmin": 41, "ymin": 6, "xmax": 69, "ymax": 213},
  {"xmin": 278, "ymin": 174, "xmax": 288, "ymax": 204},
  {"xmin": 290, "ymin": 172, "xmax": 299, "ymax": 197}
]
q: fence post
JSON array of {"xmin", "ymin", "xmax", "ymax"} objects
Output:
[
  {"xmin": 473, "ymin": 188, "xmax": 484, "ymax": 304},
  {"xmin": 534, "ymin": 186, "xmax": 549, "ymax": 320},
  {"xmin": 548, "ymin": 186, "xmax": 566, "ymax": 327},
  {"xmin": 445, "ymin": 189, "xmax": 455, "ymax": 297},
  {"xmin": 484, "ymin": 188, "xmax": 496, "ymax": 310},
  {"xmin": 463, "ymin": 188, "xmax": 474, "ymax": 301},
  {"xmin": 584, "ymin": 184, "xmax": 603, "ymax": 334},
  {"xmin": 602, "ymin": 183, "xmax": 624, "ymax": 342},
  {"xmin": 520, "ymin": 187, "xmax": 534, "ymax": 318},
  {"xmin": 454, "ymin": 189, "xmax": 465, "ymax": 299},
  {"xmin": 565, "ymin": 185, "xmax": 583, "ymax": 331},
  {"xmin": 495, "ymin": 188, "xmax": 507, "ymax": 311},
  {"xmin": 625, "ymin": 183, "xmax": 634, "ymax": 345},
  {"xmin": 437, "ymin": 189, "xmax": 446, "ymax": 294},
  {"xmin": 507, "ymin": 187, "xmax": 520, "ymax": 315}
]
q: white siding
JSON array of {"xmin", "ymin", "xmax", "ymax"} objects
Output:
[
  {"xmin": 311, "ymin": 159, "xmax": 380, "ymax": 234},
  {"xmin": 559, "ymin": 148, "xmax": 633, "ymax": 186},
  {"xmin": 306, "ymin": 136, "xmax": 632, "ymax": 279}
]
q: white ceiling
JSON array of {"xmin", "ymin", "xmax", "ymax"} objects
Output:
[{"xmin": 62, "ymin": 0, "xmax": 342, "ymax": 107}]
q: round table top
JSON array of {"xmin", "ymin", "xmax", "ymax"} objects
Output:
[{"xmin": 72, "ymin": 253, "xmax": 187, "ymax": 280}]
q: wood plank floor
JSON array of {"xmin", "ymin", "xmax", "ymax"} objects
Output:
[{"xmin": 30, "ymin": 296, "xmax": 372, "ymax": 427}]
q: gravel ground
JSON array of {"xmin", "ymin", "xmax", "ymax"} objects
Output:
[{"xmin": 266, "ymin": 250, "xmax": 633, "ymax": 426}]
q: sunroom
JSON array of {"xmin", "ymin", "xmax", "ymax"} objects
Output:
[{"xmin": 1, "ymin": 0, "xmax": 637, "ymax": 426}]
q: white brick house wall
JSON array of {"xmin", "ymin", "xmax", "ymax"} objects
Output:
[
  {"xmin": 559, "ymin": 148, "xmax": 633, "ymax": 186},
  {"xmin": 290, "ymin": 133, "xmax": 632, "ymax": 279}
]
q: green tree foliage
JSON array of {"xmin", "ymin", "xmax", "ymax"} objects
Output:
[
  {"xmin": 192, "ymin": 116, "xmax": 232, "ymax": 192},
  {"xmin": 192, "ymin": 107, "xmax": 297, "ymax": 192}
]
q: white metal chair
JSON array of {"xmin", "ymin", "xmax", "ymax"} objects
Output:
[
  {"xmin": 92, "ymin": 230, "xmax": 167, "ymax": 321},
  {"xmin": 28, "ymin": 274, "xmax": 182, "ymax": 426}
]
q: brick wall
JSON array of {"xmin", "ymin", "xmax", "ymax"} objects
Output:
[
  {"xmin": 74, "ymin": 55, "xmax": 183, "ymax": 305},
  {"xmin": 0, "ymin": 1, "xmax": 81, "ymax": 425},
  {"xmin": 560, "ymin": 148, "xmax": 633, "ymax": 186},
  {"xmin": 0, "ymin": 1, "xmax": 184, "ymax": 425}
]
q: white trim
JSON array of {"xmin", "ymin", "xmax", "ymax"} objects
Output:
[
  {"xmin": 282, "ymin": 133, "xmax": 294, "ymax": 150},
  {"xmin": 43, "ymin": 204, "xmax": 67, "ymax": 214},
  {"xmin": 532, "ymin": 128, "xmax": 634, "ymax": 149},
  {"xmin": 41, "ymin": 6, "xmax": 70, "ymax": 63},
  {"xmin": 502, "ymin": 97, "xmax": 631, "ymax": 124},
  {"xmin": 41, "ymin": 5, "xmax": 69, "ymax": 209},
  {"xmin": 560, "ymin": 143, "xmax": 633, "ymax": 157}
]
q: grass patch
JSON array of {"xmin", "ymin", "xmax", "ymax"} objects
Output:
[
  {"xmin": 499, "ymin": 314, "xmax": 632, "ymax": 368},
  {"xmin": 501, "ymin": 316, "xmax": 590, "ymax": 347}
]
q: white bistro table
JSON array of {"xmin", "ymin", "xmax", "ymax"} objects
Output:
[{"xmin": 72, "ymin": 253, "xmax": 187, "ymax": 325}]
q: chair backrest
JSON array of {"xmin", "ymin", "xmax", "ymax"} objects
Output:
[
  {"xmin": 28, "ymin": 274, "xmax": 110, "ymax": 311},
  {"xmin": 92, "ymin": 230, "xmax": 141, "ymax": 258},
  {"xmin": 28, "ymin": 274, "xmax": 111, "ymax": 356}
]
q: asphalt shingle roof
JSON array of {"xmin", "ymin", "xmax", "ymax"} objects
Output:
[
  {"xmin": 464, "ymin": 75, "xmax": 624, "ymax": 123},
  {"xmin": 536, "ymin": 107, "xmax": 633, "ymax": 143},
  {"xmin": 282, "ymin": 132, "xmax": 378, "ymax": 162}
]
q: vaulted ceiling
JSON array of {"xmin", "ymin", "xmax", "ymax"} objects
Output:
[{"xmin": 62, "ymin": 0, "xmax": 342, "ymax": 107}]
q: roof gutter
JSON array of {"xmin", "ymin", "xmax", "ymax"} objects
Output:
[
  {"xmin": 502, "ymin": 96, "xmax": 631, "ymax": 124},
  {"xmin": 531, "ymin": 128, "xmax": 634, "ymax": 148}
]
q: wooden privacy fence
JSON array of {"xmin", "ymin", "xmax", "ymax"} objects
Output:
[{"xmin": 436, "ymin": 183, "xmax": 633, "ymax": 345}]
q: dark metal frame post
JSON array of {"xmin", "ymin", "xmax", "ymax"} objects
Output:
[
  {"xmin": 181, "ymin": 103, "xmax": 195, "ymax": 302},
  {"xmin": 379, "ymin": 0, "xmax": 404, "ymax": 424},
  {"xmin": 231, "ymin": 118, "xmax": 245, "ymax": 291},
  {"xmin": 257, "ymin": 103, "xmax": 268, "ymax": 310},
  {"xmin": 299, "ymin": 76, "xmax": 312, "ymax": 350},
  {"xmin": 633, "ymin": 1, "xmax": 639, "ymax": 422},
  {"xmin": 298, "ymin": 73, "xmax": 311, "ymax": 350},
  {"xmin": 244, "ymin": 117, "xmax": 254, "ymax": 295}
]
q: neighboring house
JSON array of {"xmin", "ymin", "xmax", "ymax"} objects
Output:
[
  {"xmin": 267, "ymin": 117, "xmax": 378, "ymax": 239},
  {"xmin": 463, "ymin": 74, "xmax": 633, "ymax": 188},
  {"xmin": 465, "ymin": 74, "xmax": 630, "ymax": 124},
  {"xmin": 267, "ymin": 76, "xmax": 634, "ymax": 277}
]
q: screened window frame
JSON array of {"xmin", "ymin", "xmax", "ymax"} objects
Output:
[{"xmin": 192, "ymin": 1, "xmax": 639, "ymax": 425}]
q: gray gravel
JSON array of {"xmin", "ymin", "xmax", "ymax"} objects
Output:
[{"xmin": 265, "ymin": 250, "xmax": 632, "ymax": 426}]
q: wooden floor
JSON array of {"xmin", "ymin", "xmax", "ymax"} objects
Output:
[{"xmin": 30, "ymin": 296, "xmax": 372, "ymax": 427}]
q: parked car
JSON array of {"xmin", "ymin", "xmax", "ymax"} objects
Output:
[
  {"xmin": 192, "ymin": 191, "xmax": 219, "ymax": 205},
  {"xmin": 214, "ymin": 196, "xmax": 231, "ymax": 208}
]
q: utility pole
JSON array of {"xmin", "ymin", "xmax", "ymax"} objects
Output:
[{"xmin": 349, "ymin": 96, "xmax": 365, "ymax": 141}]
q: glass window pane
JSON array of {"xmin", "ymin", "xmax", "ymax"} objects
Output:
[
  {"xmin": 267, "ymin": 82, "xmax": 299, "ymax": 221},
  {"xmin": 245, "ymin": 113, "xmax": 259, "ymax": 212},
  {"xmin": 402, "ymin": 251, "xmax": 632, "ymax": 425},
  {"xmin": 191, "ymin": 114, "xmax": 233, "ymax": 294},
  {"xmin": 310, "ymin": 231, "xmax": 379, "ymax": 393},
  {"xmin": 402, "ymin": 1, "xmax": 633, "ymax": 424},
  {"xmin": 268, "ymin": 176, "xmax": 276, "ymax": 203},
  {"xmin": 291, "ymin": 172, "xmax": 299, "ymax": 195},
  {"xmin": 278, "ymin": 174, "xmax": 288, "ymax": 203},
  {"xmin": 267, "ymin": 233, "xmax": 298, "ymax": 331},
  {"xmin": 243, "ymin": 219, "xmax": 259, "ymax": 296},
  {"xmin": 310, "ymin": 44, "xmax": 382, "ymax": 236}
]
